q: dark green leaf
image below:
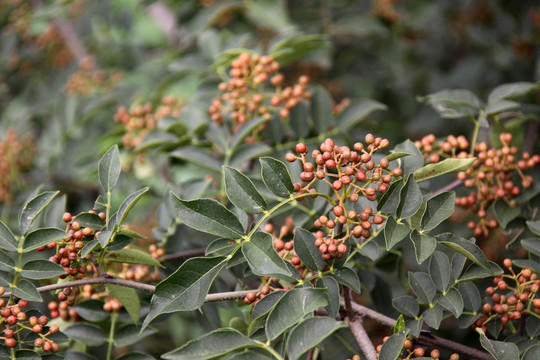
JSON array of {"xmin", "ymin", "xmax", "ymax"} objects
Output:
[
  {"xmin": 458, "ymin": 281, "xmax": 481, "ymax": 311},
  {"xmin": 106, "ymin": 284, "xmax": 140, "ymax": 324},
  {"xmin": 526, "ymin": 316, "xmax": 540, "ymax": 338},
  {"xmin": 485, "ymin": 100, "xmax": 520, "ymax": 116},
  {"xmin": 170, "ymin": 146, "xmax": 221, "ymax": 173},
  {"xmin": 336, "ymin": 99, "xmax": 387, "ymax": 131},
  {"xmin": 523, "ymin": 345, "xmax": 540, "ymax": 360},
  {"xmin": 422, "ymin": 304, "xmax": 443, "ymax": 329},
  {"xmin": 409, "ymin": 272, "xmax": 436, "ymax": 304},
  {"xmin": 405, "ymin": 319, "xmax": 423, "ymax": 337},
  {"xmin": 64, "ymin": 351, "xmax": 98, "ymax": 360},
  {"xmin": 492, "ymin": 200, "xmax": 520, "ymax": 228},
  {"xmin": 116, "ymin": 187, "xmax": 149, "ymax": 226},
  {"xmin": 392, "ymin": 140, "xmax": 423, "ymax": 177},
  {"xmin": 397, "ymin": 175, "xmax": 422, "ymax": 220},
  {"xmin": 290, "ymin": 103, "xmax": 310, "ymax": 137},
  {"xmin": 0, "ymin": 251, "xmax": 14, "ymax": 272},
  {"xmin": 205, "ymin": 238, "xmax": 238, "ymax": 256},
  {"xmin": 105, "ymin": 248, "xmax": 161, "ymax": 267},
  {"xmin": 81, "ymin": 240, "xmax": 99, "ymax": 258},
  {"xmin": 0, "ymin": 221, "xmax": 18, "ymax": 251},
  {"xmin": 378, "ymin": 329, "xmax": 409, "ymax": 360},
  {"xmin": 331, "ymin": 267, "xmax": 361, "ymax": 294},
  {"xmin": 378, "ymin": 179, "xmax": 404, "ymax": 215},
  {"xmin": 223, "ymin": 166, "xmax": 267, "ymax": 214},
  {"xmin": 170, "ymin": 193, "xmax": 244, "ymax": 239},
  {"xmin": 421, "ymin": 192, "xmax": 456, "ymax": 232},
  {"xmin": 392, "ymin": 295, "xmax": 419, "ymax": 317},
  {"xmin": 429, "ymin": 251, "xmax": 451, "ymax": 292},
  {"xmin": 526, "ymin": 220, "xmax": 540, "ymax": 236},
  {"xmin": 20, "ymin": 260, "xmax": 65, "ymax": 279},
  {"xmin": 287, "ymin": 317, "xmax": 347, "ymax": 360},
  {"xmin": 293, "ymin": 228, "xmax": 325, "ymax": 271},
  {"xmin": 242, "ymin": 232, "xmax": 294, "ymax": 280},
  {"xmin": 477, "ymin": 328, "xmax": 519, "ymax": 360},
  {"xmin": 141, "ymin": 256, "xmax": 227, "ymax": 330},
  {"xmin": 14, "ymin": 350, "xmax": 40, "ymax": 360},
  {"xmin": 438, "ymin": 288, "xmax": 463, "ymax": 317},
  {"xmin": 419, "ymin": 89, "xmax": 482, "ymax": 119},
  {"xmin": 384, "ymin": 217, "xmax": 410, "ymax": 250},
  {"xmin": 230, "ymin": 143, "xmax": 272, "ymax": 167},
  {"xmin": 114, "ymin": 324, "xmax": 156, "ymax": 347},
  {"xmin": 63, "ymin": 323, "xmax": 107, "ymax": 346},
  {"xmin": 409, "ymin": 201, "xmax": 426, "ymax": 231},
  {"xmin": 115, "ymin": 352, "xmax": 156, "ymax": 360},
  {"xmin": 413, "ymin": 158, "xmax": 475, "ymax": 182},
  {"xmin": 409, "ymin": 230, "xmax": 436, "ymax": 264},
  {"xmin": 385, "ymin": 152, "xmax": 411, "ymax": 162},
  {"xmin": 316, "ymin": 276, "xmax": 340, "ymax": 318},
  {"xmin": 265, "ymin": 288, "xmax": 328, "ymax": 340},
  {"xmin": 230, "ymin": 117, "xmax": 269, "ymax": 151},
  {"xmin": 437, "ymin": 233, "xmax": 500, "ymax": 274},
  {"xmin": 488, "ymin": 82, "xmax": 538, "ymax": 103},
  {"xmin": 459, "ymin": 261, "xmax": 504, "ymax": 281},
  {"xmin": 20, "ymin": 191, "xmax": 60, "ymax": 234},
  {"xmin": 310, "ymin": 86, "xmax": 333, "ymax": 133},
  {"xmin": 71, "ymin": 300, "xmax": 109, "ymax": 322},
  {"xmin": 162, "ymin": 328, "xmax": 258, "ymax": 360},
  {"xmin": 221, "ymin": 350, "xmax": 273, "ymax": 360},
  {"xmin": 259, "ymin": 157, "xmax": 294, "ymax": 197},
  {"xmin": 252, "ymin": 291, "xmax": 286, "ymax": 320},
  {"xmin": 23, "ymin": 228, "xmax": 68, "ymax": 252},
  {"xmin": 99, "ymin": 145, "xmax": 121, "ymax": 193},
  {"xmin": 73, "ymin": 213, "xmax": 104, "ymax": 230},
  {"xmin": 521, "ymin": 239, "xmax": 540, "ymax": 257}
]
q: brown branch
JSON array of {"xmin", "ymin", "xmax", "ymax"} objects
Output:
[
  {"xmin": 346, "ymin": 316, "xmax": 377, "ymax": 360},
  {"xmin": 54, "ymin": 20, "xmax": 88, "ymax": 62}
]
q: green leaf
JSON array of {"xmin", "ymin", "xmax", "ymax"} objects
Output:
[
  {"xmin": 405, "ymin": 319, "xmax": 423, "ymax": 337},
  {"xmin": 286, "ymin": 317, "xmax": 347, "ymax": 360},
  {"xmin": 421, "ymin": 192, "xmax": 456, "ymax": 232},
  {"xmin": 526, "ymin": 220, "xmax": 540, "ymax": 236},
  {"xmin": 492, "ymin": 200, "xmax": 520, "ymax": 228},
  {"xmin": 392, "ymin": 140, "xmax": 424, "ymax": 177},
  {"xmin": 141, "ymin": 256, "xmax": 227, "ymax": 331},
  {"xmin": 316, "ymin": 276, "xmax": 340, "ymax": 318},
  {"xmin": 73, "ymin": 213, "xmax": 104, "ymax": 230},
  {"xmin": 81, "ymin": 240, "xmax": 99, "ymax": 258},
  {"xmin": 378, "ymin": 329, "xmax": 409, "ymax": 360},
  {"xmin": 422, "ymin": 304, "xmax": 443, "ymax": 329},
  {"xmin": 162, "ymin": 328, "xmax": 258, "ymax": 360},
  {"xmin": 170, "ymin": 193, "xmax": 244, "ymax": 239},
  {"xmin": 459, "ymin": 261, "xmax": 504, "ymax": 281},
  {"xmin": 522, "ymin": 239, "xmax": 540, "ymax": 257},
  {"xmin": 115, "ymin": 352, "xmax": 156, "ymax": 360},
  {"xmin": 23, "ymin": 228, "xmax": 68, "ymax": 252},
  {"xmin": 0, "ymin": 251, "xmax": 14, "ymax": 272},
  {"xmin": 0, "ymin": 221, "xmax": 18, "ymax": 251},
  {"xmin": 223, "ymin": 166, "xmax": 267, "ymax": 214},
  {"xmin": 105, "ymin": 248, "xmax": 161, "ymax": 267},
  {"xmin": 523, "ymin": 345, "xmax": 540, "ymax": 360},
  {"xmin": 265, "ymin": 288, "xmax": 328, "ymax": 340},
  {"xmin": 485, "ymin": 100, "xmax": 520, "ymax": 116},
  {"xmin": 259, "ymin": 157, "xmax": 294, "ymax": 197},
  {"xmin": 477, "ymin": 328, "xmax": 519, "ymax": 360},
  {"xmin": 438, "ymin": 287, "xmax": 463, "ymax": 317},
  {"xmin": 409, "ymin": 230, "xmax": 436, "ymax": 264},
  {"xmin": 116, "ymin": 187, "xmax": 149, "ymax": 226},
  {"xmin": 12, "ymin": 279, "xmax": 42, "ymax": 302},
  {"xmin": 384, "ymin": 217, "xmax": 410, "ymax": 250},
  {"xmin": 458, "ymin": 282, "xmax": 481, "ymax": 311},
  {"xmin": 106, "ymin": 284, "xmax": 140, "ymax": 324},
  {"xmin": 409, "ymin": 201, "xmax": 426, "ymax": 231},
  {"xmin": 14, "ymin": 350, "xmax": 41, "ymax": 359},
  {"xmin": 419, "ymin": 89, "xmax": 482, "ymax": 119},
  {"xmin": 378, "ymin": 179, "xmax": 404, "ymax": 215},
  {"xmin": 413, "ymin": 158, "xmax": 476, "ymax": 182},
  {"xmin": 230, "ymin": 116, "xmax": 269, "ymax": 151},
  {"xmin": 310, "ymin": 86, "xmax": 333, "ymax": 133},
  {"xmin": 385, "ymin": 152, "xmax": 411, "ymax": 162},
  {"xmin": 221, "ymin": 350, "xmax": 274, "ymax": 360},
  {"xmin": 290, "ymin": 102, "xmax": 309, "ymax": 138},
  {"xmin": 293, "ymin": 228, "xmax": 325, "ymax": 271},
  {"xmin": 242, "ymin": 232, "xmax": 294, "ymax": 279},
  {"xmin": 230, "ymin": 143, "xmax": 272, "ymax": 167},
  {"xmin": 394, "ymin": 315, "xmax": 406, "ymax": 333},
  {"xmin": 20, "ymin": 260, "xmax": 65, "ymax": 279},
  {"xmin": 331, "ymin": 267, "xmax": 361, "ymax": 294},
  {"xmin": 170, "ymin": 146, "xmax": 221, "ymax": 173},
  {"xmin": 397, "ymin": 175, "xmax": 422, "ymax": 219},
  {"xmin": 437, "ymin": 233, "xmax": 501, "ymax": 274},
  {"xmin": 63, "ymin": 323, "xmax": 107, "ymax": 346},
  {"xmin": 488, "ymin": 82, "xmax": 538, "ymax": 103},
  {"xmin": 20, "ymin": 191, "xmax": 60, "ymax": 234},
  {"xmin": 429, "ymin": 251, "xmax": 451, "ymax": 292},
  {"xmin": 114, "ymin": 324, "xmax": 156, "ymax": 347},
  {"xmin": 98, "ymin": 145, "xmax": 121, "ymax": 193},
  {"xmin": 526, "ymin": 316, "xmax": 540, "ymax": 338},
  {"xmin": 336, "ymin": 99, "xmax": 387, "ymax": 131},
  {"xmin": 392, "ymin": 295, "xmax": 419, "ymax": 317},
  {"xmin": 71, "ymin": 300, "xmax": 109, "ymax": 322},
  {"xmin": 409, "ymin": 272, "xmax": 436, "ymax": 304}
]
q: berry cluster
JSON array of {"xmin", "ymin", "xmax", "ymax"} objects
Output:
[
  {"xmin": 376, "ymin": 336, "xmax": 460, "ymax": 359},
  {"xmin": 0, "ymin": 287, "xmax": 60, "ymax": 351},
  {"xmin": 286, "ymin": 136, "xmax": 401, "ymax": 257},
  {"xmin": 119, "ymin": 244, "xmax": 163, "ymax": 283},
  {"xmin": 208, "ymin": 52, "xmax": 311, "ymax": 137},
  {"xmin": 474, "ymin": 259, "xmax": 539, "ymax": 335},
  {"xmin": 416, "ymin": 133, "xmax": 540, "ymax": 237},
  {"xmin": 65, "ymin": 56, "xmax": 123, "ymax": 97},
  {"xmin": 114, "ymin": 95, "xmax": 183, "ymax": 149},
  {"xmin": 0, "ymin": 128, "xmax": 35, "ymax": 204}
]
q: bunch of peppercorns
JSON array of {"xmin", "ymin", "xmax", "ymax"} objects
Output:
[
  {"xmin": 208, "ymin": 52, "xmax": 311, "ymax": 137},
  {"xmin": 65, "ymin": 56, "xmax": 123, "ymax": 97},
  {"xmin": 119, "ymin": 244, "xmax": 163, "ymax": 283},
  {"xmin": 474, "ymin": 259, "xmax": 539, "ymax": 335},
  {"xmin": 114, "ymin": 95, "xmax": 182, "ymax": 150},
  {"xmin": 0, "ymin": 287, "xmax": 61, "ymax": 351},
  {"xmin": 286, "ymin": 136, "xmax": 401, "ymax": 257},
  {"xmin": 0, "ymin": 128, "xmax": 35, "ymax": 204},
  {"xmin": 376, "ymin": 336, "xmax": 460, "ymax": 359},
  {"xmin": 416, "ymin": 133, "xmax": 539, "ymax": 238}
]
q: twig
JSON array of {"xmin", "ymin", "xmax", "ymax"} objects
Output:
[
  {"xmin": 54, "ymin": 20, "xmax": 88, "ymax": 62},
  {"xmin": 424, "ymin": 179, "xmax": 463, "ymax": 201},
  {"xmin": 163, "ymin": 248, "xmax": 207, "ymax": 261},
  {"xmin": 343, "ymin": 287, "xmax": 356, "ymax": 321},
  {"xmin": 347, "ymin": 316, "xmax": 377, "ymax": 360}
]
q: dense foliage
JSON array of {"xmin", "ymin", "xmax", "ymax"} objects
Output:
[{"xmin": 1, "ymin": 1, "xmax": 540, "ymax": 359}]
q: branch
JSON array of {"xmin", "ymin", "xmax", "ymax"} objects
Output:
[
  {"xmin": 346, "ymin": 316, "xmax": 377, "ymax": 360},
  {"xmin": 1, "ymin": 277, "xmax": 253, "ymax": 303},
  {"xmin": 54, "ymin": 19, "xmax": 88, "ymax": 62}
]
